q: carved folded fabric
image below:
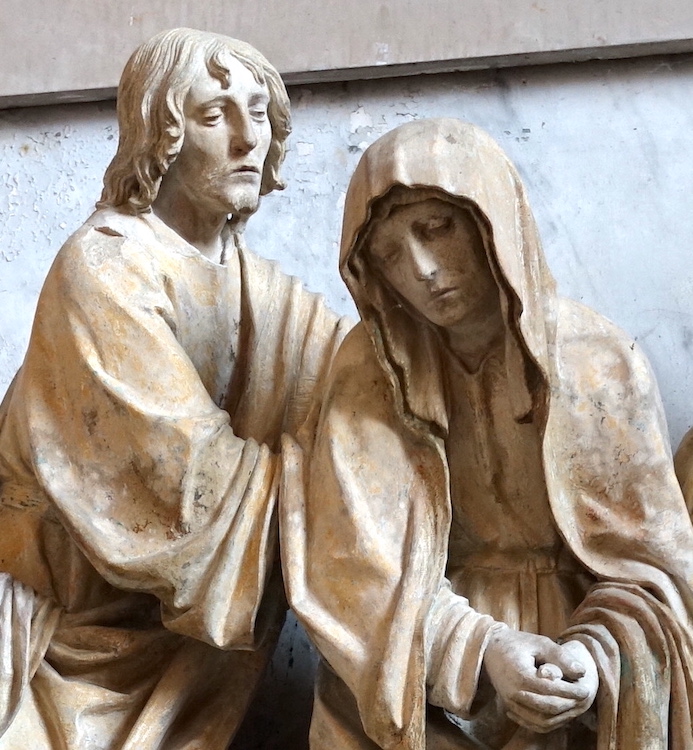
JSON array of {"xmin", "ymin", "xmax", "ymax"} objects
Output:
[
  {"xmin": 282, "ymin": 119, "xmax": 693, "ymax": 749},
  {"xmin": 0, "ymin": 208, "xmax": 348, "ymax": 748},
  {"xmin": 0, "ymin": 574, "xmax": 59, "ymax": 738}
]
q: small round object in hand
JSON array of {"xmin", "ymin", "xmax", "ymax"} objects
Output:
[{"xmin": 537, "ymin": 662, "xmax": 563, "ymax": 681}]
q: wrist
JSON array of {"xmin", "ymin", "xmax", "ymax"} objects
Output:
[{"xmin": 481, "ymin": 621, "xmax": 511, "ymax": 682}]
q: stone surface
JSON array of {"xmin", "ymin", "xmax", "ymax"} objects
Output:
[
  {"xmin": 282, "ymin": 118, "xmax": 693, "ymax": 748},
  {"xmin": 5, "ymin": 51, "xmax": 693, "ymax": 747},
  {"xmin": 3, "ymin": 0, "xmax": 693, "ymax": 106},
  {"xmin": 0, "ymin": 29, "xmax": 348, "ymax": 749}
]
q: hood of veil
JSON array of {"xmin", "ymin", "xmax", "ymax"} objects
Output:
[{"xmin": 340, "ymin": 118, "xmax": 558, "ymax": 437}]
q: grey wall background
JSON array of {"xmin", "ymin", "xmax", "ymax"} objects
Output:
[
  {"xmin": 2, "ymin": 53, "xmax": 693, "ymax": 746},
  {"xmin": 4, "ymin": 0, "xmax": 693, "ymax": 105}
]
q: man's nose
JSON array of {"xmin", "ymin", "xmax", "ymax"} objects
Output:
[
  {"xmin": 409, "ymin": 239, "xmax": 438, "ymax": 281},
  {"xmin": 230, "ymin": 110, "xmax": 258, "ymax": 155}
]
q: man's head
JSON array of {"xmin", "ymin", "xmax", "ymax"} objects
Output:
[{"xmin": 98, "ymin": 28, "xmax": 291, "ymax": 215}]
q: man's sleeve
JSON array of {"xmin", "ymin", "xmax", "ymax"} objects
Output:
[{"xmin": 3, "ymin": 228, "xmax": 278, "ymax": 650}]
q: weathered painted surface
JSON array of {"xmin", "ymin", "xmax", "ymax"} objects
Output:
[{"xmin": 2, "ymin": 53, "xmax": 693, "ymax": 746}]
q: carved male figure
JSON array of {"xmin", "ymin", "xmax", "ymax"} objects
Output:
[
  {"xmin": 0, "ymin": 28, "xmax": 347, "ymax": 749},
  {"xmin": 283, "ymin": 119, "xmax": 693, "ymax": 748}
]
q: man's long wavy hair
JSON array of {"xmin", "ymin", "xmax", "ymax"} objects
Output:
[{"xmin": 98, "ymin": 28, "xmax": 291, "ymax": 214}]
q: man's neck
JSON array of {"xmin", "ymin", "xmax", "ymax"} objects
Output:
[{"xmin": 152, "ymin": 183, "xmax": 227, "ymax": 263}]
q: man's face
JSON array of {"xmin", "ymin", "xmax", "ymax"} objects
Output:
[
  {"xmin": 165, "ymin": 50, "xmax": 272, "ymax": 218},
  {"xmin": 367, "ymin": 197, "xmax": 500, "ymax": 332}
]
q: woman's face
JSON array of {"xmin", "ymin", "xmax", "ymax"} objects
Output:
[{"xmin": 366, "ymin": 197, "xmax": 500, "ymax": 332}]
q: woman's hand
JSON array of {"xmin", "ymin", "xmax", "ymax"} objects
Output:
[{"xmin": 482, "ymin": 628, "xmax": 598, "ymax": 733}]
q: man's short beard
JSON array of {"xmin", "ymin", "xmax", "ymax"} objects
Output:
[{"xmin": 227, "ymin": 187, "xmax": 261, "ymax": 221}]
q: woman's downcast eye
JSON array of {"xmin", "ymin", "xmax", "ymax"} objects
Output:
[
  {"xmin": 374, "ymin": 243, "xmax": 402, "ymax": 266},
  {"xmin": 415, "ymin": 215, "xmax": 453, "ymax": 239}
]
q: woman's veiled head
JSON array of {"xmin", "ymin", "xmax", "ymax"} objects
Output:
[
  {"xmin": 362, "ymin": 186, "xmax": 502, "ymax": 341},
  {"xmin": 339, "ymin": 119, "xmax": 556, "ymax": 433}
]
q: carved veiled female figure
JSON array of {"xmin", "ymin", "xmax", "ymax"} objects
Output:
[{"xmin": 282, "ymin": 119, "xmax": 693, "ymax": 749}]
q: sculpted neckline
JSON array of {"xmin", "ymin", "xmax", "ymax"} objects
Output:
[
  {"xmin": 142, "ymin": 211, "xmax": 236, "ymax": 268},
  {"xmin": 85, "ymin": 207, "xmax": 236, "ymax": 270}
]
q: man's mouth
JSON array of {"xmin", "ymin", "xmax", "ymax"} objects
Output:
[{"xmin": 233, "ymin": 165, "xmax": 260, "ymax": 175}]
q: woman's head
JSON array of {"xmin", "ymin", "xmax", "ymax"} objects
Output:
[
  {"xmin": 362, "ymin": 186, "xmax": 501, "ymax": 335},
  {"xmin": 339, "ymin": 119, "xmax": 557, "ymax": 432}
]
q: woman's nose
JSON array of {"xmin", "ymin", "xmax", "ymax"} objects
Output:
[{"xmin": 408, "ymin": 239, "xmax": 438, "ymax": 281}]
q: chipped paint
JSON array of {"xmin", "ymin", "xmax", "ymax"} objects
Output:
[{"xmin": 3, "ymin": 57, "xmax": 693, "ymax": 744}]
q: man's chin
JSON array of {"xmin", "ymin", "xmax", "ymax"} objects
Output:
[{"xmin": 225, "ymin": 189, "xmax": 261, "ymax": 218}]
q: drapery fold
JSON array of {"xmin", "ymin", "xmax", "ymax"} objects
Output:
[
  {"xmin": 282, "ymin": 119, "xmax": 693, "ymax": 749},
  {"xmin": 0, "ymin": 208, "xmax": 350, "ymax": 747}
]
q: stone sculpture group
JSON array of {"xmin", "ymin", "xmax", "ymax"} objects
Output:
[{"xmin": 1, "ymin": 26, "xmax": 693, "ymax": 750}]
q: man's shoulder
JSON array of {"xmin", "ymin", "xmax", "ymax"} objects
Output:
[
  {"xmin": 239, "ymin": 243, "xmax": 302, "ymax": 293},
  {"xmin": 239, "ymin": 242, "xmax": 351, "ymax": 331},
  {"xmin": 58, "ymin": 209, "xmax": 156, "ymax": 271},
  {"xmin": 50, "ymin": 209, "xmax": 162, "ymax": 298}
]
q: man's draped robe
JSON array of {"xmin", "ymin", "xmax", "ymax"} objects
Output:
[{"xmin": 0, "ymin": 208, "xmax": 350, "ymax": 749}]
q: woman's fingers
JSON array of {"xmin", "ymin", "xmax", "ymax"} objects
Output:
[
  {"xmin": 506, "ymin": 706, "xmax": 569, "ymax": 734},
  {"xmin": 509, "ymin": 690, "xmax": 578, "ymax": 717},
  {"xmin": 518, "ymin": 671, "xmax": 590, "ymax": 701},
  {"xmin": 505, "ymin": 698, "xmax": 587, "ymax": 734},
  {"xmin": 535, "ymin": 642, "xmax": 586, "ymax": 681},
  {"xmin": 537, "ymin": 663, "xmax": 562, "ymax": 681}
]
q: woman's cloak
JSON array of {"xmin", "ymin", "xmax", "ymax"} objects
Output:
[{"xmin": 281, "ymin": 119, "xmax": 693, "ymax": 749}]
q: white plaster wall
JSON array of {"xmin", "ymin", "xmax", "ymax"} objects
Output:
[
  {"xmin": 2, "ymin": 54, "xmax": 693, "ymax": 746},
  {"xmin": 3, "ymin": 56, "xmax": 693, "ymax": 447}
]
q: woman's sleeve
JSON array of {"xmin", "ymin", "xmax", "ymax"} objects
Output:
[
  {"xmin": 282, "ymin": 327, "xmax": 499, "ymax": 747},
  {"xmin": 425, "ymin": 584, "xmax": 504, "ymax": 717}
]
